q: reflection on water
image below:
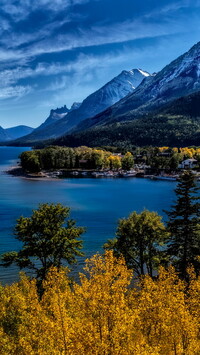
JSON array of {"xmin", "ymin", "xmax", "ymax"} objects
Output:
[{"xmin": 0, "ymin": 147, "xmax": 176, "ymax": 284}]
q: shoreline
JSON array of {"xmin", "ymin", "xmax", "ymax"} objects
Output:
[
  {"xmin": 5, "ymin": 166, "xmax": 181, "ymax": 182},
  {"xmin": 5, "ymin": 166, "xmax": 59, "ymax": 181}
]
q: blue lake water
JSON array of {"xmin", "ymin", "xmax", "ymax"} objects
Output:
[{"xmin": 0, "ymin": 146, "xmax": 177, "ymax": 284}]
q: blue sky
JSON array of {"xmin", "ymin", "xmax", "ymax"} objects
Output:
[{"xmin": 0, "ymin": 0, "xmax": 200, "ymax": 128}]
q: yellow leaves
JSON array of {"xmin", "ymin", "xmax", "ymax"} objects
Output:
[
  {"xmin": 158, "ymin": 147, "xmax": 169, "ymax": 152},
  {"xmin": 134, "ymin": 267, "xmax": 200, "ymax": 354},
  {"xmin": 108, "ymin": 155, "xmax": 122, "ymax": 170},
  {"xmin": 72, "ymin": 252, "xmax": 135, "ymax": 354},
  {"xmin": 180, "ymin": 147, "xmax": 195, "ymax": 158},
  {"xmin": 0, "ymin": 253, "xmax": 200, "ymax": 354},
  {"xmin": 172, "ymin": 147, "xmax": 179, "ymax": 153}
]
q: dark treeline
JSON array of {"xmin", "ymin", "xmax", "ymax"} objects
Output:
[{"xmin": 53, "ymin": 114, "xmax": 200, "ymax": 148}]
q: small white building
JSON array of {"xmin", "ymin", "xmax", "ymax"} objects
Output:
[{"xmin": 178, "ymin": 158, "xmax": 198, "ymax": 169}]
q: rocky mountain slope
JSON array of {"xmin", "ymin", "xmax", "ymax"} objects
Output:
[
  {"xmin": 13, "ymin": 69, "xmax": 150, "ymax": 144},
  {"xmin": 53, "ymin": 90, "xmax": 200, "ymax": 147},
  {"xmin": 74, "ymin": 41, "xmax": 200, "ymax": 131},
  {"xmin": 36, "ymin": 105, "xmax": 70, "ymax": 131}
]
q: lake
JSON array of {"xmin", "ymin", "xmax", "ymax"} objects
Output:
[{"xmin": 0, "ymin": 146, "xmax": 177, "ymax": 284}]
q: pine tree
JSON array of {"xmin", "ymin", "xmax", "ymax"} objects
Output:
[{"xmin": 165, "ymin": 171, "xmax": 200, "ymax": 279}]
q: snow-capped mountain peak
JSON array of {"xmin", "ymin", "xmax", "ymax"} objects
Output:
[
  {"xmin": 83, "ymin": 41, "xmax": 200, "ymax": 124},
  {"xmin": 103, "ymin": 68, "xmax": 151, "ymax": 100},
  {"xmin": 16, "ymin": 67, "xmax": 151, "ymax": 143}
]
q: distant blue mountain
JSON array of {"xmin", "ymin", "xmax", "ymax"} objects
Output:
[
  {"xmin": 0, "ymin": 126, "xmax": 10, "ymax": 141},
  {"xmin": 3, "ymin": 125, "xmax": 34, "ymax": 141}
]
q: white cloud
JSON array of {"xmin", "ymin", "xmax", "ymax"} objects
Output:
[
  {"xmin": 0, "ymin": 56, "xmax": 100, "ymax": 88},
  {"xmin": 0, "ymin": 0, "xmax": 198, "ymax": 68},
  {"xmin": 2, "ymin": 18, "xmax": 179, "ymax": 64},
  {"xmin": 1, "ymin": 0, "xmax": 63, "ymax": 21},
  {"xmin": 0, "ymin": 17, "xmax": 71, "ymax": 50},
  {"xmin": 0, "ymin": 0, "xmax": 91, "ymax": 21},
  {"xmin": 0, "ymin": 49, "xmax": 125, "ymax": 102},
  {"xmin": 0, "ymin": 85, "xmax": 32, "ymax": 99},
  {"xmin": 10, "ymin": 11, "xmax": 197, "ymax": 60},
  {"xmin": 0, "ymin": 1, "xmax": 199, "ymax": 104}
]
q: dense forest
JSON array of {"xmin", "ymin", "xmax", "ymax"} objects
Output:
[
  {"xmin": 52, "ymin": 91, "xmax": 200, "ymax": 148},
  {"xmin": 53, "ymin": 115, "xmax": 200, "ymax": 148}
]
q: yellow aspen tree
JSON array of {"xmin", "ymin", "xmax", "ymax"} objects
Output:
[
  {"xmin": 72, "ymin": 251, "xmax": 137, "ymax": 354},
  {"xmin": 186, "ymin": 267, "xmax": 200, "ymax": 350},
  {"xmin": 134, "ymin": 267, "xmax": 199, "ymax": 354},
  {"xmin": 16, "ymin": 276, "xmax": 55, "ymax": 355},
  {"xmin": 40, "ymin": 267, "xmax": 75, "ymax": 355}
]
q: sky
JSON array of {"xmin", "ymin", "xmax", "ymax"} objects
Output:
[{"xmin": 0, "ymin": 0, "xmax": 200, "ymax": 128}]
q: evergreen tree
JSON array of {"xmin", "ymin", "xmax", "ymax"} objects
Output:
[{"xmin": 165, "ymin": 171, "xmax": 200, "ymax": 279}]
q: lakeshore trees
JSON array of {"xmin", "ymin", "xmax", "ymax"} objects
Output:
[
  {"xmin": 20, "ymin": 145, "xmax": 200, "ymax": 174},
  {"xmin": 0, "ymin": 203, "xmax": 85, "ymax": 280},
  {"xmin": 20, "ymin": 146, "xmax": 126, "ymax": 173}
]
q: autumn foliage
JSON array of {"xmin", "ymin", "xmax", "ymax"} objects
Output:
[{"xmin": 0, "ymin": 251, "xmax": 199, "ymax": 354}]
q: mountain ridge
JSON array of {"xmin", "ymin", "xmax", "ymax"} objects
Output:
[
  {"xmin": 12, "ymin": 68, "xmax": 150, "ymax": 144},
  {"xmin": 77, "ymin": 41, "xmax": 200, "ymax": 130}
]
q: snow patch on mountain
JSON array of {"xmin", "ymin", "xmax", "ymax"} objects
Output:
[{"xmin": 137, "ymin": 69, "xmax": 150, "ymax": 77}]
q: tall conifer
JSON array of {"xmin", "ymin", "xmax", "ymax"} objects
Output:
[{"xmin": 165, "ymin": 171, "xmax": 200, "ymax": 279}]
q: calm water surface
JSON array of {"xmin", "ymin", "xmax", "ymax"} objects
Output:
[{"xmin": 0, "ymin": 146, "xmax": 177, "ymax": 283}]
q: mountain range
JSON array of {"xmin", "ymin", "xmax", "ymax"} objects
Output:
[
  {"xmin": 0, "ymin": 125, "xmax": 34, "ymax": 142},
  {"xmin": 3, "ymin": 41, "xmax": 200, "ymax": 147},
  {"xmin": 72, "ymin": 41, "xmax": 200, "ymax": 133},
  {"xmin": 53, "ymin": 41, "xmax": 200, "ymax": 147},
  {"xmin": 11, "ymin": 69, "xmax": 150, "ymax": 144}
]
